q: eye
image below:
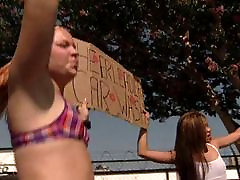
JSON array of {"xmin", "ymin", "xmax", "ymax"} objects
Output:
[{"xmin": 57, "ymin": 41, "xmax": 70, "ymax": 48}]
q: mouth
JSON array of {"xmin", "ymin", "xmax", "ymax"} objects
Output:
[
  {"xmin": 206, "ymin": 134, "xmax": 212, "ymax": 141},
  {"xmin": 71, "ymin": 61, "xmax": 78, "ymax": 70},
  {"xmin": 74, "ymin": 64, "xmax": 78, "ymax": 70},
  {"xmin": 70, "ymin": 58, "xmax": 79, "ymax": 69}
]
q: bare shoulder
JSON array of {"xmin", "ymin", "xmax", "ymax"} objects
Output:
[{"xmin": 209, "ymin": 140, "xmax": 220, "ymax": 149}]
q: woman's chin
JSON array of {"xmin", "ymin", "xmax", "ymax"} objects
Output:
[
  {"xmin": 68, "ymin": 69, "xmax": 78, "ymax": 77},
  {"xmin": 206, "ymin": 136, "xmax": 212, "ymax": 143}
]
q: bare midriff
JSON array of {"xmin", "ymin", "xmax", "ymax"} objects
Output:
[{"xmin": 14, "ymin": 138, "xmax": 94, "ymax": 180}]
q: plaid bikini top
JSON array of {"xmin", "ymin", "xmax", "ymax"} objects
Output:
[{"xmin": 10, "ymin": 100, "xmax": 89, "ymax": 149}]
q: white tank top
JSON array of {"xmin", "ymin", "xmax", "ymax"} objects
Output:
[
  {"xmin": 196, "ymin": 143, "xmax": 227, "ymax": 180},
  {"xmin": 177, "ymin": 143, "xmax": 227, "ymax": 180}
]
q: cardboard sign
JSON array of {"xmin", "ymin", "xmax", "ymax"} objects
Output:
[{"xmin": 64, "ymin": 39, "xmax": 148, "ymax": 128}]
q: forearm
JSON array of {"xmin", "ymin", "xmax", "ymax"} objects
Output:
[
  {"xmin": 137, "ymin": 128, "xmax": 149, "ymax": 157},
  {"xmin": 80, "ymin": 121, "xmax": 90, "ymax": 146},
  {"xmin": 13, "ymin": 0, "xmax": 59, "ymax": 71},
  {"xmin": 213, "ymin": 128, "xmax": 240, "ymax": 148},
  {"xmin": 71, "ymin": 104, "xmax": 90, "ymax": 145},
  {"xmin": 229, "ymin": 128, "xmax": 240, "ymax": 144},
  {"xmin": 137, "ymin": 128, "xmax": 174, "ymax": 163}
]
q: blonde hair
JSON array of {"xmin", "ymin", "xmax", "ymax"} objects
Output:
[
  {"xmin": 0, "ymin": 62, "xmax": 10, "ymax": 115},
  {"xmin": 55, "ymin": 26, "xmax": 67, "ymax": 31},
  {"xmin": 54, "ymin": 26, "xmax": 71, "ymax": 35}
]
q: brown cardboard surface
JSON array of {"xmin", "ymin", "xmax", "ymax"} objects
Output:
[{"xmin": 64, "ymin": 38, "xmax": 148, "ymax": 128}]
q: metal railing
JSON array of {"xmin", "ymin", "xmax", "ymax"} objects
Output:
[{"xmin": 1, "ymin": 147, "xmax": 240, "ymax": 180}]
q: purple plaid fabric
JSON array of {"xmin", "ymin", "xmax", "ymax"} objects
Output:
[{"xmin": 10, "ymin": 101, "xmax": 89, "ymax": 148}]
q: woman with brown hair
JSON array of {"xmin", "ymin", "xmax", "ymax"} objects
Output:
[
  {"xmin": 138, "ymin": 111, "xmax": 240, "ymax": 180},
  {"xmin": 2, "ymin": 0, "xmax": 94, "ymax": 180}
]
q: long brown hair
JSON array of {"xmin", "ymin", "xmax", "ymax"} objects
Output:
[
  {"xmin": 175, "ymin": 111, "xmax": 209, "ymax": 180},
  {"xmin": 0, "ymin": 62, "xmax": 10, "ymax": 116}
]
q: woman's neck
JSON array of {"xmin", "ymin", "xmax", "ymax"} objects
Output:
[
  {"xmin": 52, "ymin": 80, "xmax": 65, "ymax": 96},
  {"xmin": 204, "ymin": 143, "xmax": 209, "ymax": 153},
  {"xmin": 193, "ymin": 145, "xmax": 209, "ymax": 162}
]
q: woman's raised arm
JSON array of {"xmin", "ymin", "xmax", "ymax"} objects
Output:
[
  {"xmin": 11, "ymin": 0, "xmax": 59, "ymax": 78},
  {"xmin": 137, "ymin": 126, "xmax": 175, "ymax": 164},
  {"xmin": 212, "ymin": 128, "xmax": 240, "ymax": 148}
]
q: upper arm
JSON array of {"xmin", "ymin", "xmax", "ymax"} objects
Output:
[
  {"xmin": 139, "ymin": 150, "xmax": 175, "ymax": 164},
  {"xmin": 12, "ymin": 0, "xmax": 58, "ymax": 77},
  {"xmin": 137, "ymin": 128, "xmax": 175, "ymax": 164},
  {"xmin": 212, "ymin": 128, "xmax": 240, "ymax": 148}
]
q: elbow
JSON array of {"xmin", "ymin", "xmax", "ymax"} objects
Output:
[
  {"xmin": 138, "ymin": 154, "xmax": 146, "ymax": 159},
  {"xmin": 137, "ymin": 152, "xmax": 145, "ymax": 159},
  {"xmin": 137, "ymin": 149, "xmax": 147, "ymax": 159}
]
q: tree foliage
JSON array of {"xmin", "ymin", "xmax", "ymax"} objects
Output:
[{"xmin": 0, "ymin": 0, "xmax": 239, "ymax": 121}]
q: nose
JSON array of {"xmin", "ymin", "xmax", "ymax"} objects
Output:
[
  {"xmin": 70, "ymin": 46, "xmax": 79, "ymax": 58},
  {"xmin": 206, "ymin": 127, "xmax": 211, "ymax": 133}
]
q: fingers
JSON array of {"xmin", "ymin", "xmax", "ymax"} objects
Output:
[
  {"xmin": 77, "ymin": 98, "xmax": 88, "ymax": 109},
  {"xmin": 76, "ymin": 98, "xmax": 90, "ymax": 126},
  {"xmin": 142, "ymin": 109, "xmax": 150, "ymax": 119},
  {"xmin": 142, "ymin": 109, "xmax": 147, "ymax": 114},
  {"xmin": 82, "ymin": 98, "xmax": 88, "ymax": 108}
]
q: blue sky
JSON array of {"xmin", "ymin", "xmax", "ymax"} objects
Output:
[{"xmin": 0, "ymin": 110, "xmax": 237, "ymax": 160}]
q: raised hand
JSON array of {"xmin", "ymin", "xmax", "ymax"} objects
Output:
[{"xmin": 77, "ymin": 98, "xmax": 91, "ymax": 129}]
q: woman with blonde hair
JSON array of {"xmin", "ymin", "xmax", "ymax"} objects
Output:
[
  {"xmin": 0, "ymin": 62, "xmax": 10, "ymax": 116},
  {"xmin": 2, "ymin": 0, "xmax": 94, "ymax": 179},
  {"xmin": 138, "ymin": 111, "xmax": 240, "ymax": 180}
]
